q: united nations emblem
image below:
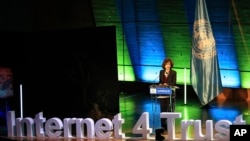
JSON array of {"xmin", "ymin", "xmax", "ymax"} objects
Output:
[{"xmin": 192, "ymin": 19, "xmax": 216, "ymax": 60}]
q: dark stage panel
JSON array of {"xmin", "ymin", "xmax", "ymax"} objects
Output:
[{"xmin": 0, "ymin": 26, "xmax": 119, "ymax": 120}]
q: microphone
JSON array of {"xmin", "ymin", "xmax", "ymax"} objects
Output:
[{"xmin": 152, "ymin": 73, "xmax": 159, "ymax": 87}]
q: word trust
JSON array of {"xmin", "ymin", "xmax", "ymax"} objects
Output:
[{"xmin": 7, "ymin": 111, "xmax": 246, "ymax": 140}]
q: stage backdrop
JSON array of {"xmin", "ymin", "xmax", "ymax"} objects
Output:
[{"xmin": 0, "ymin": 26, "xmax": 119, "ymax": 120}]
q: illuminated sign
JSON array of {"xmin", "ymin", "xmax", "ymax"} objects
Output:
[{"xmin": 7, "ymin": 111, "xmax": 246, "ymax": 140}]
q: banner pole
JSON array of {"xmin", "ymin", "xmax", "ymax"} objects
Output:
[
  {"xmin": 20, "ymin": 84, "xmax": 23, "ymax": 118},
  {"xmin": 184, "ymin": 68, "xmax": 187, "ymax": 105}
]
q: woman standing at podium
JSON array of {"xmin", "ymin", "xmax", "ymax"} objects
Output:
[
  {"xmin": 158, "ymin": 58, "xmax": 177, "ymax": 129},
  {"xmin": 159, "ymin": 58, "xmax": 176, "ymax": 87}
]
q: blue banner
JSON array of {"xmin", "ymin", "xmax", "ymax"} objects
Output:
[{"xmin": 191, "ymin": 0, "xmax": 222, "ymax": 105}]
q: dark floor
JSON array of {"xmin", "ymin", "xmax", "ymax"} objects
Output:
[{"xmin": 1, "ymin": 90, "xmax": 250, "ymax": 140}]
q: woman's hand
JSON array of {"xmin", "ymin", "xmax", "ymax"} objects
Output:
[{"xmin": 163, "ymin": 83, "xmax": 168, "ymax": 86}]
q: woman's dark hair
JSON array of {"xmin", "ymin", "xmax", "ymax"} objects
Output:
[{"xmin": 161, "ymin": 58, "xmax": 174, "ymax": 69}]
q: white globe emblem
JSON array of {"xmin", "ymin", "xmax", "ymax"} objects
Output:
[{"xmin": 192, "ymin": 19, "xmax": 216, "ymax": 59}]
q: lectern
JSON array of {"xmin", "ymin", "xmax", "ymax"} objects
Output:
[
  {"xmin": 149, "ymin": 85, "xmax": 178, "ymax": 112},
  {"xmin": 149, "ymin": 85, "xmax": 179, "ymax": 130}
]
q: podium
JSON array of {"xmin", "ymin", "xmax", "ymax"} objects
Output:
[
  {"xmin": 149, "ymin": 85, "xmax": 179, "ymax": 112},
  {"xmin": 149, "ymin": 85, "xmax": 179, "ymax": 130}
]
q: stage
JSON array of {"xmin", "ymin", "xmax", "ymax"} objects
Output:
[{"xmin": 1, "ymin": 86, "xmax": 250, "ymax": 140}]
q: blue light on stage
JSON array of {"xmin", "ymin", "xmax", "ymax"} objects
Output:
[
  {"xmin": 209, "ymin": 107, "xmax": 241, "ymax": 123},
  {"xmin": 220, "ymin": 70, "xmax": 241, "ymax": 88},
  {"xmin": 113, "ymin": 0, "xmax": 249, "ymax": 88},
  {"xmin": 213, "ymin": 21, "xmax": 239, "ymax": 88},
  {"xmin": 136, "ymin": 23, "xmax": 166, "ymax": 66},
  {"xmin": 140, "ymin": 66, "xmax": 162, "ymax": 83},
  {"xmin": 116, "ymin": 0, "xmax": 166, "ymax": 82}
]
